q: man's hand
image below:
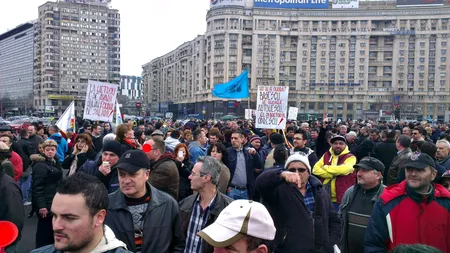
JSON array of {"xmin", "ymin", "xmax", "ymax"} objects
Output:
[
  {"xmin": 247, "ymin": 147, "xmax": 256, "ymax": 155},
  {"xmin": 39, "ymin": 208, "xmax": 48, "ymax": 218},
  {"xmin": 99, "ymin": 163, "xmax": 111, "ymax": 176},
  {"xmin": 280, "ymin": 171, "xmax": 302, "ymax": 189}
]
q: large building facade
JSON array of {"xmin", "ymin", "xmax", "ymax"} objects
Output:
[
  {"xmin": 119, "ymin": 75, "xmax": 143, "ymax": 100},
  {"xmin": 143, "ymin": 0, "xmax": 450, "ymax": 121},
  {"xmin": 34, "ymin": 0, "xmax": 120, "ymax": 116},
  {"xmin": 0, "ymin": 23, "xmax": 35, "ymax": 116}
]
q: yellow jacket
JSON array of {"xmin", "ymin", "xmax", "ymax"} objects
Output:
[{"xmin": 313, "ymin": 146, "xmax": 356, "ymax": 202}]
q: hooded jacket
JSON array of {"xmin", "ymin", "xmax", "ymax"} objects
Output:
[
  {"xmin": 30, "ymin": 225, "xmax": 131, "ymax": 253},
  {"xmin": 386, "ymin": 148, "xmax": 412, "ymax": 186},
  {"xmin": 188, "ymin": 141, "xmax": 206, "ymax": 164},
  {"xmin": 48, "ymin": 133, "xmax": 68, "ymax": 162},
  {"xmin": 364, "ymin": 181, "xmax": 450, "ymax": 253},
  {"xmin": 165, "ymin": 136, "xmax": 181, "ymax": 151},
  {"xmin": 149, "ymin": 152, "xmax": 180, "ymax": 200},
  {"xmin": 313, "ymin": 146, "xmax": 357, "ymax": 203}
]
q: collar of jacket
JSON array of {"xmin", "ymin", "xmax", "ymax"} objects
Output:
[
  {"xmin": 108, "ymin": 183, "xmax": 165, "ymax": 211},
  {"xmin": 438, "ymin": 154, "xmax": 450, "ymax": 164},
  {"xmin": 406, "ymin": 183, "xmax": 436, "ymax": 204},
  {"xmin": 353, "ymin": 183, "xmax": 386, "ymax": 202},
  {"xmin": 327, "ymin": 145, "xmax": 350, "ymax": 157},
  {"xmin": 398, "ymin": 148, "xmax": 411, "ymax": 155},
  {"xmin": 180, "ymin": 192, "xmax": 229, "ymax": 217}
]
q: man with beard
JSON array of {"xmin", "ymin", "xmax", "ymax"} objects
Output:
[
  {"xmin": 365, "ymin": 153, "xmax": 450, "ymax": 252},
  {"xmin": 313, "ymin": 135, "xmax": 357, "ymax": 210},
  {"xmin": 31, "ymin": 173, "xmax": 131, "ymax": 253},
  {"xmin": 290, "ymin": 129, "xmax": 318, "ymax": 169},
  {"xmin": 339, "ymin": 157, "xmax": 385, "ymax": 253}
]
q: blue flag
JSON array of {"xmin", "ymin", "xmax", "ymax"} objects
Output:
[{"xmin": 212, "ymin": 69, "xmax": 249, "ymax": 99}]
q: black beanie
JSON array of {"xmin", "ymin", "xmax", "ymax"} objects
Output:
[{"xmin": 103, "ymin": 141, "xmax": 123, "ymax": 157}]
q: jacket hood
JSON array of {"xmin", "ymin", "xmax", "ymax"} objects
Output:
[
  {"xmin": 30, "ymin": 154, "xmax": 46, "ymax": 162},
  {"xmin": 91, "ymin": 225, "xmax": 128, "ymax": 253},
  {"xmin": 49, "ymin": 133, "xmax": 62, "ymax": 143},
  {"xmin": 188, "ymin": 141, "xmax": 206, "ymax": 151},
  {"xmin": 328, "ymin": 146, "xmax": 350, "ymax": 156},
  {"xmin": 165, "ymin": 137, "xmax": 180, "ymax": 145}
]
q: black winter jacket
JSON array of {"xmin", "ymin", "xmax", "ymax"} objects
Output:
[
  {"xmin": 105, "ymin": 183, "xmax": 185, "ymax": 253},
  {"xmin": 177, "ymin": 158, "xmax": 194, "ymax": 201},
  {"xmin": 372, "ymin": 139, "xmax": 397, "ymax": 177},
  {"xmin": 62, "ymin": 148, "xmax": 97, "ymax": 174},
  {"xmin": 256, "ymin": 170, "xmax": 341, "ymax": 253},
  {"xmin": 31, "ymin": 155, "xmax": 63, "ymax": 212},
  {"xmin": 0, "ymin": 171, "xmax": 24, "ymax": 244}
]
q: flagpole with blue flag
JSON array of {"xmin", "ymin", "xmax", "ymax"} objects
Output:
[{"xmin": 212, "ymin": 69, "xmax": 250, "ymax": 99}]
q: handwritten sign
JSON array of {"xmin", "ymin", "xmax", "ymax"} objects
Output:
[
  {"xmin": 288, "ymin": 107, "xmax": 299, "ymax": 120},
  {"xmin": 83, "ymin": 80, "xmax": 118, "ymax": 122},
  {"xmin": 245, "ymin": 109, "xmax": 256, "ymax": 120},
  {"xmin": 255, "ymin": 86, "xmax": 289, "ymax": 129}
]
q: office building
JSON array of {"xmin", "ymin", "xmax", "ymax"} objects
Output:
[
  {"xmin": 143, "ymin": 0, "xmax": 450, "ymax": 121},
  {"xmin": 34, "ymin": 0, "xmax": 120, "ymax": 116},
  {"xmin": 119, "ymin": 75, "xmax": 143, "ymax": 100},
  {"xmin": 0, "ymin": 22, "xmax": 35, "ymax": 116}
]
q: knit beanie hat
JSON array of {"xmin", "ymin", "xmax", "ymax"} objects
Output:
[
  {"xmin": 103, "ymin": 141, "xmax": 123, "ymax": 157},
  {"xmin": 285, "ymin": 153, "xmax": 311, "ymax": 174},
  {"xmin": 249, "ymin": 135, "xmax": 261, "ymax": 143}
]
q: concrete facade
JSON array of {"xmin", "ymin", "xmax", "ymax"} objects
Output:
[{"xmin": 143, "ymin": 0, "xmax": 450, "ymax": 121}]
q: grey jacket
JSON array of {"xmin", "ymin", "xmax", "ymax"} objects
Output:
[
  {"xmin": 105, "ymin": 183, "xmax": 185, "ymax": 253},
  {"xmin": 339, "ymin": 184, "xmax": 386, "ymax": 253},
  {"xmin": 387, "ymin": 148, "xmax": 412, "ymax": 186}
]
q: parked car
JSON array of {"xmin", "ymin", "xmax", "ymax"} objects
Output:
[{"xmin": 9, "ymin": 119, "xmax": 33, "ymax": 133}]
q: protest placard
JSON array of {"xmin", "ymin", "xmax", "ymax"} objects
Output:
[
  {"xmin": 83, "ymin": 80, "xmax": 118, "ymax": 122},
  {"xmin": 255, "ymin": 86, "xmax": 289, "ymax": 129},
  {"xmin": 245, "ymin": 109, "xmax": 256, "ymax": 120},
  {"xmin": 288, "ymin": 107, "xmax": 299, "ymax": 120}
]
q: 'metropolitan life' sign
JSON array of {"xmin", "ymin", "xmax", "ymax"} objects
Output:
[{"xmin": 254, "ymin": 0, "xmax": 329, "ymax": 9}]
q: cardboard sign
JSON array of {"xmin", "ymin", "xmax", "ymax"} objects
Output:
[
  {"xmin": 288, "ymin": 107, "xmax": 299, "ymax": 120},
  {"xmin": 255, "ymin": 86, "xmax": 289, "ymax": 129},
  {"xmin": 83, "ymin": 80, "xmax": 118, "ymax": 122}
]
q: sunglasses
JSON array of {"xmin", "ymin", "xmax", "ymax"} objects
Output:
[{"xmin": 288, "ymin": 168, "xmax": 307, "ymax": 173}]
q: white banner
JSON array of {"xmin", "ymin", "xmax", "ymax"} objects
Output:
[
  {"xmin": 288, "ymin": 107, "xmax": 298, "ymax": 120},
  {"xmin": 245, "ymin": 109, "xmax": 256, "ymax": 120},
  {"xmin": 255, "ymin": 86, "xmax": 289, "ymax": 129},
  {"xmin": 332, "ymin": 0, "xmax": 359, "ymax": 8},
  {"xmin": 56, "ymin": 101, "xmax": 75, "ymax": 132},
  {"xmin": 83, "ymin": 80, "xmax": 118, "ymax": 122},
  {"xmin": 210, "ymin": 0, "xmax": 245, "ymax": 8}
]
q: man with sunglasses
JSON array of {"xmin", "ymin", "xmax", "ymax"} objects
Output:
[
  {"xmin": 179, "ymin": 156, "xmax": 232, "ymax": 253},
  {"xmin": 339, "ymin": 157, "xmax": 386, "ymax": 253},
  {"xmin": 256, "ymin": 154, "xmax": 341, "ymax": 253},
  {"xmin": 365, "ymin": 153, "xmax": 450, "ymax": 252}
]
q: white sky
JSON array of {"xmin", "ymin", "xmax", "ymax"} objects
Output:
[{"xmin": 0, "ymin": 0, "xmax": 210, "ymax": 76}]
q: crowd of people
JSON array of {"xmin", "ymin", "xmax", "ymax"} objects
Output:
[{"xmin": 1, "ymin": 117, "xmax": 450, "ymax": 253}]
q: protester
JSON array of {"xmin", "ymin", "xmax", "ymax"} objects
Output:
[
  {"xmin": 115, "ymin": 124, "xmax": 140, "ymax": 153},
  {"xmin": 62, "ymin": 133, "xmax": 97, "ymax": 176},
  {"xmin": 313, "ymin": 135, "xmax": 357, "ymax": 209},
  {"xmin": 28, "ymin": 125, "xmax": 44, "ymax": 154},
  {"xmin": 372, "ymin": 130, "xmax": 397, "ymax": 174},
  {"xmin": 188, "ymin": 129, "xmax": 207, "ymax": 163},
  {"xmin": 256, "ymin": 154, "xmax": 340, "ymax": 252},
  {"xmin": 31, "ymin": 173, "xmax": 131, "ymax": 253},
  {"xmin": 207, "ymin": 142, "xmax": 231, "ymax": 194},
  {"xmin": 0, "ymin": 142, "xmax": 15, "ymax": 180},
  {"xmin": 174, "ymin": 143, "xmax": 194, "ymax": 201},
  {"xmin": 105, "ymin": 150, "xmax": 185, "ymax": 252},
  {"xmin": 441, "ymin": 170, "xmax": 450, "ymax": 191},
  {"xmin": 290, "ymin": 129, "xmax": 319, "ymax": 169},
  {"xmin": 387, "ymin": 134, "xmax": 412, "ymax": 185},
  {"xmin": 165, "ymin": 130, "xmax": 181, "ymax": 151},
  {"xmin": 198, "ymin": 200, "xmax": 276, "ymax": 253},
  {"xmin": 436, "ymin": 139, "xmax": 450, "ymax": 170},
  {"xmin": 365, "ymin": 153, "xmax": 450, "ymax": 252},
  {"xmin": 89, "ymin": 123, "xmax": 104, "ymax": 153},
  {"xmin": 145, "ymin": 138, "xmax": 180, "ymax": 200},
  {"xmin": 264, "ymin": 133, "xmax": 285, "ymax": 169},
  {"xmin": 339, "ymin": 157, "xmax": 385, "ymax": 253},
  {"xmin": 0, "ymin": 135, "xmax": 23, "ymax": 181},
  {"xmin": 32, "ymin": 139, "xmax": 63, "ymax": 248},
  {"xmin": 227, "ymin": 130, "xmax": 262, "ymax": 200},
  {"xmin": 0, "ymin": 160, "xmax": 24, "ymax": 253},
  {"xmin": 47, "ymin": 125, "xmax": 68, "ymax": 163},
  {"xmin": 179, "ymin": 156, "xmax": 233, "ymax": 253}
]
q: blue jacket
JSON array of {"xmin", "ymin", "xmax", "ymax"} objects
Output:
[
  {"xmin": 227, "ymin": 147, "xmax": 263, "ymax": 200},
  {"xmin": 188, "ymin": 141, "xmax": 206, "ymax": 163},
  {"xmin": 48, "ymin": 133, "xmax": 68, "ymax": 162},
  {"xmin": 79, "ymin": 158, "xmax": 119, "ymax": 194}
]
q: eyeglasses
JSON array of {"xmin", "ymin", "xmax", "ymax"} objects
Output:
[
  {"xmin": 288, "ymin": 168, "xmax": 307, "ymax": 173},
  {"xmin": 412, "ymin": 132, "xmax": 419, "ymax": 135},
  {"xmin": 293, "ymin": 137, "xmax": 304, "ymax": 141},
  {"xmin": 190, "ymin": 171, "xmax": 209, "ymax": 177}
]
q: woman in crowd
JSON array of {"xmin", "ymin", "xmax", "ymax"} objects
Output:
[
  {"xmin": 32, "ymin": 139, "xmax": 63, "ymax": 248},
  {"xmin": 103, "ymin": 122, "xmax": 113, "ymax": 135},
  {"xmin": 174, "ymin": 143, "xmax": 194, "ymax": 200},
  {"xmin": 180, "ymin": 129, "xmax": 192, "ymax": 144},
  {"xmin": 115, "ymin": 124, "xmax": 140, "ymax": 153},
  {"xmin": 62, "ymin": 134, "xmax": 97, "ymax": 176},
  {"xmin": 207, "ymin": 142, "xmax": 231, "ymax": 194},
  {"xmin": 134, "ymin": 130, "xmax": 146, "ymax": 146}
]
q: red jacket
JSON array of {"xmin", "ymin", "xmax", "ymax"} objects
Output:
[
  {"xmin": 10, "ymin": 151, "xmax": 23, "ymax": 181},
  {"xmin": 365, "ymin": 181, "xmax": 450, "ymax": 252}
]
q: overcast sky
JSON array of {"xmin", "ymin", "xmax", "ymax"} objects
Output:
[{"xmin": 0, "ymin": 0, "xmax": 210, "ymax": 76}]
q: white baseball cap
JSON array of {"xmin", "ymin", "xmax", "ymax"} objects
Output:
[{"xmin": 198, "ymin": 200, "xmax": 276, "ymax": 248}]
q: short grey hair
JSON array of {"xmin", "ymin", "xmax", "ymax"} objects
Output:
[
  {"xmin": 346, "ymin": 131, "xmax": 357, "ymax": 138},
  {"xmin": 197, "ymin": 156, "xmax": 222, "ymax": 186},
  {"xmin": 103, "ymin": 133, "xmax": 116, "ymax": 145},
  {"xmin": 300, "ymin": 123, "xmax": 309, "ymax": 128},
  {"xmin": 437, "ymin": 139, "xmax": 450, "ymax": 149}
]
